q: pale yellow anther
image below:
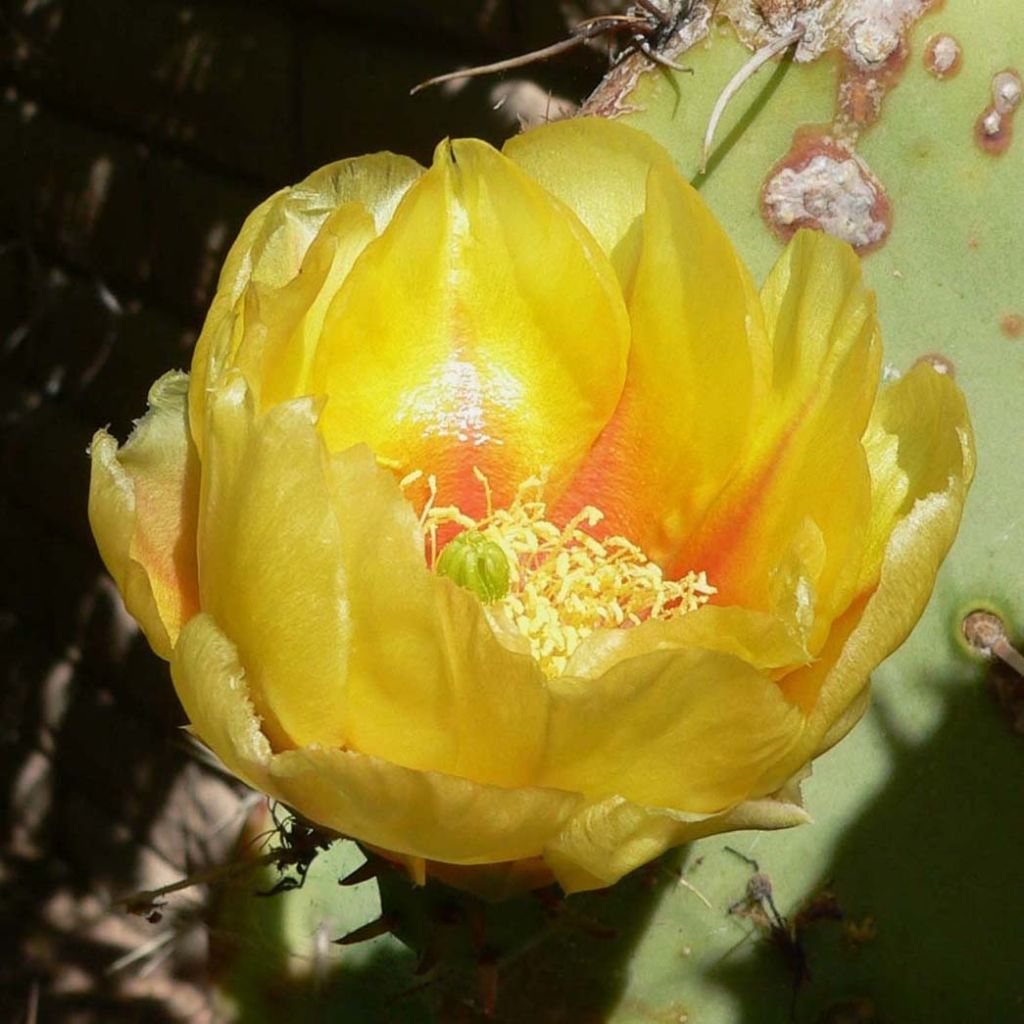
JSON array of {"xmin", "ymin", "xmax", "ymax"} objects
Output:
[{"xmin": 423, "ymin": 474, "xmax": 716, "ymax": 677}]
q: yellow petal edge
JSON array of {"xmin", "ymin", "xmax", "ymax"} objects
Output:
[{"xmin": 88, "ymin": 371, "xmax": 199, "ymax": 659}]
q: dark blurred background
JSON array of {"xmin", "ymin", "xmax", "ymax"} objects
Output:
[{"xmin": 0, "ymin": 3, "xmax": 613, "ymax": 1019}]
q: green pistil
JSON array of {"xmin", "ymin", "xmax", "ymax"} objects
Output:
[{"xmin": 435, "ymin": 531, "xmax": 511, "ymax": 603}]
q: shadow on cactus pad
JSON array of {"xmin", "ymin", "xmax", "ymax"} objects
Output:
[{"xmin": 708, "ymin": 674, "xmax": 1022, "ymax": 1023}]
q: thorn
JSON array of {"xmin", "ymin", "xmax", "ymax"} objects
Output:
[
  {"xmin": 114, "ymin": 849, "xmax": 284, "ymax": 913},
  {"xmin": 678, "ymin": 874, "xmax": 713, "ymax": 910},
  {"xmin": 338, "ymin": 859, "xmax": 381, "ymax": 887},
  {"xmin": 724, "ymin": 845, "xmax": 760, "ymax": 872},
  {"xmin": 333, "ymin": 913, "xmax": 398, "ymax": 946},
  {"xmin": 634, "ymin": 0, "xmax": 672, "ymax": 26},
  {"xmin": 410, "ymin": 13, "xmax": 651, "ymax": 95},
  {"xmin": 635, "ymin": 35, "xmax": 690, "ymax": 72},
  {"xmin": 700, "ymin": 26, "xmax": 804, "ymax": 173},
  {"xmin": 414, "ymin": 946, "xmax": 440, "ymax": 977}
]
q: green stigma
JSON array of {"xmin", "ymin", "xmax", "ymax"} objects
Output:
[{"xmin": 435, "ymin": 531, "xmax": 511, "ymax": 603}]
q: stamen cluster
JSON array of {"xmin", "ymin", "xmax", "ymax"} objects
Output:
[{"xmin": 411, "ymin": 471, "xmax": 715, "ymax": 677}]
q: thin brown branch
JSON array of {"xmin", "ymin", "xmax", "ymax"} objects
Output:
[
  {"xmin": 411, "ymin": 14, "xmax": 653, "ymax": 95},
  {"xmin": 411, "ymin": 37, "xmax": 586, "ymax": 95},
  {"xmin": 113, "ymin": 847, "xmax": 306, "ymax": 915}
]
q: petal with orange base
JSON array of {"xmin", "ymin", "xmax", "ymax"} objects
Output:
[
  {"xmin": 310, "ymin": 138, "xmax": 630, "ymax": 519},
  {"xmin": 323, "ymin": 443, "xmax": 553, "ymax": 789},
  {"xmin": 678, "ymin": 231, "xmax": 881, "ymax": 654},
  {"xmin": 553, "ymin": 158, "xmax": 770, "ymax": 564},
  {"xmin": 88, "ymin": 371, "xmax": 199, "ymax": 660}
]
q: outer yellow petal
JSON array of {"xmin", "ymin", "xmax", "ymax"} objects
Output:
[
  {"xmin": 311, "ymin": 137, "xmax": 630, "ymax": 518},
  {"xmin": 213, "ymin": 204, "xmax": 379, "ymax": 418},
  {"xmin": 171, "ymin": 613, "xmax": 810, "ymax": 892},
  {"xmin": 269, "ymin": 747, "xmax": 581, "ymax": 866},
  {"xmin": 856, "ymin": 360, "xmax": 976, "ymax": 593},
  {"xmin": 679, "ymin": 230, "xmax": 880, "ymax": 655},
  {"xmin": 544, "ymin": 789, "xmax": 811, "ymax": 894},
  {"xmin": 779, "ymin": 360, "xmax": 975, "ymax": 744},
  {"xmin": 197, "ymin": 377, "xmax": 351, "ymax": 751},
  {"xmin": 539, "ymin": 648, "xmax": 804, "ymax": 813},
  {"xmin": 247, "ymin": 154, "xmax": 424, "ymax": 289},
  {"xmin": 189, "ymin": 153, "xmax": 424, "ymax": 452},
  {"xmin": 171, "ymin": 613, "xmax": 583, "ymax": 865},
  {"xmin": 503, "ymin": 116, "xmax": 683, "ymax": 284},
  {"xmin": 88, "ymin": 371, "xmax": 199, "ymax": 659},
  {"xmin": 170, "ymin": 611, "xmax": 274, "ymax": 788},
  {"xmin": 257, "ymin": 204, "xmax": 377, "ymax": 409},
  {"xmin": 325, "ymin": 444, "xmax": 553, "ymax": 789},
  {"xmin": 554, "ymin": 159, "xmax": 769, "ymax": 564}
]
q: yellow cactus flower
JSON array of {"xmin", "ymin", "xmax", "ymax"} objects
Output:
[{"xmin": 88, "ymin": 118, "xmax": 974, "ymax": 897}]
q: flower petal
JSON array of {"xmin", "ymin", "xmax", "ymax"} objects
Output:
[
  {"xmin": 539, "ymin": 648, "xmax": 804, "ymax": 814},
  {"xmin": 856, "ymin": 360, "xmax": 976, "ymax": 594},
  {"xmin": 324, "ymin": 444, "xmax": 554, "ymax": 789},
  {"xmin": 553, "ymin": 158, "xmax": 770, "ymax": 564},
  {"xmin": 171, "ymin": 613, "xmax": 582, "ymax": 865},
  {"xmin": 544, "ymin": 790, "xmax": 810, "ymax": 894},
  {"xmin": 234, "ymin": 203, "xmax": 379, "ymax": 410},
  {"xmin": 565, "ymin": 604, "xmax": 809, "ymax": 680},
  {"xmin": 678, "ymin": 230, "xmax": 881, "ymax": 653},
  {"xmin": 269, "ymin": 747, "xmax": 581, "ymax": 866},
  {"xmin": 88, "ymin": 371, "xmax": 199, "ymax": 659},
  {"xmin": 246, "ymin": 154, "xmax": 425, "ymax": 289},
  {"xmin": 778, "ymin": 360, "xmax": 974, "ymax": 735},
  {"xmin": 503, "ymin": 116, "xmax": 682, "ymax": 283},
  {"xmin": 197, "ymin": 377, "xmax": 351, "ymax": 751},
  {"xmin": 310, "ymin": 138, "xmax": 630, "ymax": 517},
  {"xmin": 170, "ymin": 611, "xmax": 274, "ymax": 787},
  {"xmin": 190, "ymin": 153, "xmax": 424, "ymax": 451}
]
